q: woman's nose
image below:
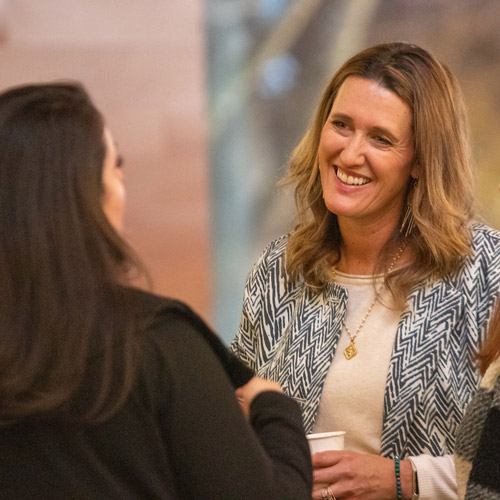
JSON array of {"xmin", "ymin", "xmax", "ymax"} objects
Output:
[{"xmin": 339, "ymin": 135, "xmax": 365, "ymax": 166}]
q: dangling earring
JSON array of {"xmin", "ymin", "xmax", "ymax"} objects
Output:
[{"xmin": 400, "ymin": 177, "xmax": 418, "ymax": 237}]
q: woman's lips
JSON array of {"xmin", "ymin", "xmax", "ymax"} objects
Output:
[{"xmin": 335, "ymin": 167, "xmax": 371, "ymax": 186}]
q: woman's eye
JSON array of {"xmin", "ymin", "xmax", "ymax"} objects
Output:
[
  {"xmin": 374, "ymin": 136, "xmax": 392, "ymax": 146},
  {"xmin": 331, "ymin": 120, "xmax": 350, "ymax": 133}
]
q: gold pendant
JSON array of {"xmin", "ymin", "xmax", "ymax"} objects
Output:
[{"xmin": 344, "ymin": 341, "xmax": 357, "ymax": 360}]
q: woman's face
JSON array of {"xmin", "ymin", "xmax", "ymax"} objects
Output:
[
  {"xmin": 102, "ymin": 128, "xmax": 125, "ymax": 232},
  {"xmin": 318, "ymin": 76, "xmax": 418, "ymax": 232}
]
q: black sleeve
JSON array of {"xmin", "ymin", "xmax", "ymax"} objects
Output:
[
  {"xmin": 149, "ymin": 311, "xmax": 312, "ymax": 500},
  {"xmin": 162, "ymin": 299, "xmax": 255, "ymax": 388}
]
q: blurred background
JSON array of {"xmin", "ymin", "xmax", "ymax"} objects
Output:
[{"xmin": 2, "ymin": 0, "xmax": 500, "ymax": 343}]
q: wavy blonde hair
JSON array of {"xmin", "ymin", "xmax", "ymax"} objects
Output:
[{"xmin": 283, "ymin": 42, "xmax": 475, "ymax": 307}]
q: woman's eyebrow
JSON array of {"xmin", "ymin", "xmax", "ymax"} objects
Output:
[{"xmin": 330, "ymin": 112, "xmax": 399, "ymax": 142}]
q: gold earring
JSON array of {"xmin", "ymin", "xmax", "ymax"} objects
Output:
[{"xmin": 400, "ymin": 177, "xmax": 418, "ymax": 237}]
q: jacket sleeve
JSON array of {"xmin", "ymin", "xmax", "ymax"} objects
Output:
[
  {"xmin": 229, "ymin": 241, "xmax": 274, "ymax": 371},
  {"xmin": 230, "ymin": 235, "xmax": 287, "ymax": 370}
]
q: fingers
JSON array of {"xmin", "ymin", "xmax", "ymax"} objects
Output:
[
  {"xmin": 311, "ymin": 451, "xmax": 344, "ymax": 497},
  {"xmin": 235, "ymin": 376, "xmax": 283, "ymax": 416},
  {"xmin": 311, "ymin": 452, "xmax": 397, "ymax": 500},
  {"xmin": 311, "ymin": 484, "xmax": 337, "ymax": 500},
  {"xmin": 311, "ymin": 449, "xmax": 344, "ymax": 468}
]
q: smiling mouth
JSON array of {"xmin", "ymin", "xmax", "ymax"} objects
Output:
[{"xmin": 336, "ymin": 167, "xmax": 371, "ymax": 186}]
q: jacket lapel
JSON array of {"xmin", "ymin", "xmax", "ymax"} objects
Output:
[
  {"xmin": 285, "ymin": 283, "xmax": 347, "ymax": 433},
  {"xmin": 381, "ymin": 276, "xmax": 464, "ymax": 456}
]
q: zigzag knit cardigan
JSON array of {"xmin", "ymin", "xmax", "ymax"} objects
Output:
[{"xmin": 454, "ymin": 356, "xmax": 500, "ymax": 499}]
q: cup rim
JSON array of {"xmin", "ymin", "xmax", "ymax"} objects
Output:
[{"xmin": 306, "ymin": 431, "xmax": 346, "ymax": 440}]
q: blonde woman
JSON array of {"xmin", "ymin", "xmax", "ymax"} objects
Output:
[{"xmin": 232, "ymin": 42, "xmax": 500, "ymax": 500}]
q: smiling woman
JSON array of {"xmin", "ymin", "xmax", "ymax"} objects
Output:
[
  {"xmin": 318, "ymin": 77, "xmax": 417, "ymax": 251},
  {"xmin": 231, "ymin": 42, "xmax": 500, "ymax": 500}
]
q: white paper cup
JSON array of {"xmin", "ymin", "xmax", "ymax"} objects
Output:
[
  {"xmin": 308, "ymin": 431, "xmax": 346, "ymax": 490},
  {"xmin": 307, "ymin": 431, "xmax": 345, "ymax": 454}
]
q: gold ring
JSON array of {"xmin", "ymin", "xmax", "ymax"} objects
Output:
[
  {"xmin": 321, "ymin": 488, "xmax": 329, "ymax": 499},
  {"xmin": 327, "ymin": 486, "xmax": 337, "ymax": 500}
]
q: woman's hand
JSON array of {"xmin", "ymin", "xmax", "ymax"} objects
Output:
[
  {"xmin": 311, "ymin": 450, "xmax": 413, "ymax": 500},
  {"xmin": 235, "ymin": 376, "xmax": 282, "ymax": 416}
]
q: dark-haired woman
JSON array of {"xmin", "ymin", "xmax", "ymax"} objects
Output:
[{"xmin": 0, "ymin": 82, "xmax": 312, "ymax": 499}]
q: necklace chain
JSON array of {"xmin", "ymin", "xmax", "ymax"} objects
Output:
[{"xmin": 342, "ymin": 244, "xmax": 405, "ymax": 360}]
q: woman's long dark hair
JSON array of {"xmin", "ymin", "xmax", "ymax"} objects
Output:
[{"xmin": 0, "ymin": 82, "xmax": 141, "ymax": 424}]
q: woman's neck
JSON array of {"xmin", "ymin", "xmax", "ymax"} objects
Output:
[{"xmin": 336, "ymin": 218, "xmax": 399, "ymax": 275}]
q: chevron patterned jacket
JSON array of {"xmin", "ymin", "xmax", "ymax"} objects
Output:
[{"xmin": 231, "ymin": 222, "xmax": 500, "ymax": 458}]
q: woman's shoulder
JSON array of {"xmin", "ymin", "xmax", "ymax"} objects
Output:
[
  {"xmin": 455, "ymin": 222, "xmax": 500, "ymax": 292},
  {"xmin": 465, "ymin": 222, "xmax": 500, "ymax": 268},
  {"xmin": 258, "ymin": 234, "xmax": 289, "ymax": 261},
  {"xmin": 248, "ymin": 234, "xmax": 290, "ymax": 276},
  {"xmin": 246, "ymin": 234, "xmax": 299, "ymax": 288},
  {"xmin": 455, "ymin": 222, "xmax": 500, "ymax": 275},
  {"xmin": 470, "ymin": 221, "xmax": 500, "ymax": 248},
  {"xmin": 123, "ymin": 286, "xmax": 197, "ymax": 321},
  {"xmin": 122, "ymin": 287, "xmax": 214, "ymax": 343},
  {"xmin": 125, "ymin": 287, "xmax": 254, "ymax": 388}
]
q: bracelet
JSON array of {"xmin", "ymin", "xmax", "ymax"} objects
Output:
[{"xmin": 394, "ymin": 455, "xmax": 402, "ymax": 500}]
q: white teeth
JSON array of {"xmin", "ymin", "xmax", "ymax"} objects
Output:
[{"xmin": 336, "ymin": 168, "xmax": 370, "ymax": 186}]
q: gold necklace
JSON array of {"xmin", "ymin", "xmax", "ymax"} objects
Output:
[{"xmin": 342, "ymin": 244, "xmax": 405, "ymax": 360}]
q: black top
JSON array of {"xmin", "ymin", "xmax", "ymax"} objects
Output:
[{"xmin": 0, "ymin": 289, "xmax": 312, "ymax": 499}]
